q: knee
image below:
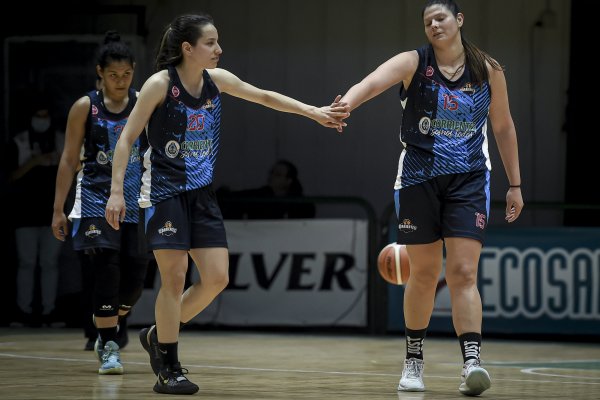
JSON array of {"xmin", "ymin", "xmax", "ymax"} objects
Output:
[
  {"xmin": 446, "ymin": 263, "xmax": 478, "ymax": 288},
  {"xmin": 409, "ymin": 268, "xmax": 439, "ymax": 289},
  {"xmin": 205, "ymin": 269, "xmax": 229, "ymax": 292},
  {"xmin": 409, "ymin": 275, "xmax": 439, "ymax": 293},
  {"xmin": 161, "ymin": 269, "xmax": 187, "ymax": 294},
  {"xmin": 119, "ymin": 286, "xmax": 143, "ymax": 309}
]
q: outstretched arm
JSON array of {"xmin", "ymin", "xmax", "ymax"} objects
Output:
[
  {"xmin": 334, "ymin": 50, "xmax": 418, "ymax": 132},
  {"xmin": 340, "ymin": 51, "xmax": 418, "ymax": 111},
  {"xmin": 488, "ymin": 65, "xmax": 524, "ymax": 223},
  {"xmin": 209, "ymin": 68, "xmax": 349, "ymax": 129}
]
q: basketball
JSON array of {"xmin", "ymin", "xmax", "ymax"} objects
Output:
[{"xmin": 377, "ymin": 243, "xmax": 410, "ymax": 285}]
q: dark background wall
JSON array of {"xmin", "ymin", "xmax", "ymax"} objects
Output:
[{"xmin": 1, "ymin": 0, "xmax": 583, "ymax": 226}]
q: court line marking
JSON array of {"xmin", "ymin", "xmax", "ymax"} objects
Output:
[
  {"xmin": 521, "ymin": 367, "xmax": 600, "ymax": 380},
  {"xmin": 489, "ymin": 359, "xmax": 600, "ymax": 365},
  {"xmin": 1, "ymin": 352, "xmax": 600, "ymax": 386}
]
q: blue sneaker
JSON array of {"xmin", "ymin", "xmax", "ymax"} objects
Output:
[{"xmin": 98, "ymin": 341, "xmax": 123, "ymax": 375}]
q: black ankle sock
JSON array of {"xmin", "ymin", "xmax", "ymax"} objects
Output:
[
  {"xmin": 158, "ymin": 342, "xmax": 179, "ymax": 367},
  {"xmin": 405, "ymin": 327, "xmax": 427, "ymax": 360},
  {"xmin": 98, "ymin": 326, "xmax": 118, "ymax": 344},
  {"xmin": 458, "ymin": 332, "xmax": 482, "ymax": 362}
]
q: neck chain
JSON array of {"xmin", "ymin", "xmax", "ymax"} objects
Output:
[{"xmin": 439, "ymin": 52, "xmax": 465, "ymax": 80}]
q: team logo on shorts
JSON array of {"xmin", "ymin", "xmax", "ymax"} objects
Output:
[
  {"xmin": 85, "ymin": 224, "xmax": 102, "ymax": 238},
  {"xmin": 165, "ymin": 140, "xmax": 180, "ymax": 158},
  {"xmin": 418, "ymin": 117, "xmax": 431, "ymax": 135},
  {"xmin": 171, "ymin": 86, "xmax": 180, "ymax": 98},
  {"xmin": 158, "ymin": 221, "xmax": 178, "ymax": 236},
  {"xmin": 398, "ymin": 218, "xmax": 418, "ymax": 233},
  {"xmin": 96, "ymin": 151, "xmax": 109, "ymax": 165}
]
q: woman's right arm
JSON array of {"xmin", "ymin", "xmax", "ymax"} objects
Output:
[
  {"xmin": 51, "ymin": 96, "xmax": 88, "ymax": 241},
  {"xmin": 105, "ymin": 72, "xmax": 167, "ymax": 230},
  {"xmin": 340, "ymin": 51, "xmax": 419, "ymax": 112}
]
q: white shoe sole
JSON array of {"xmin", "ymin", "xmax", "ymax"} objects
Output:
[
  {"xmin": 459, "ymin": 367, "xmax": 491, "ymax": 396},
  {"xmin": 398, "ymin": 385, "xmax": 425, "ymax": 392},
  {"xmin": 98, "ymin": 365, "xmax": 124, "ymax": 375}
]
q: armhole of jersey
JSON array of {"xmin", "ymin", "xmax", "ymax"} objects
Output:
[
  {"xmin": 404, "ymin": 47, "xmax": 426, "ymax": 97},
  {"xmin": 84, "ymin": 93, "xmax": 93, "ymax": 134}
]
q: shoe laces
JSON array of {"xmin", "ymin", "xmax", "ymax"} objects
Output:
[
  {"xmin": 463, "ymin": 359, "xmax": 481, "ymax": 376},
  {"xmin": 102, "ymin": 343, "xmax": 120, "ymax": 363},
  {"xmin": 163, "ymin": 363, "xmax": 190, "ymax": 382},
  {"xmin": 403, "ymin": 358, "xmax": 424, "ymax": 379}
]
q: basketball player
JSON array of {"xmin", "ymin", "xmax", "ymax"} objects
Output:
[
  {"xmin": 52, "ymin": 31, "xmax": 149, "ymax": 375},
  {"xmin": 104, "ymin": 13, "xmax": 348, "ymax": 395},
  {"xmin": 334, "ymin": 0, "xmax": 523, "ymax": 396}
]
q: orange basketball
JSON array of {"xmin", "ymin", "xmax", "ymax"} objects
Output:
[{"xmin": 377, "ymin": 243, "xmax": 410, "ymax": 285}]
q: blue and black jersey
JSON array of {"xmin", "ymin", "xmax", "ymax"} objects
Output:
[
  {"xmin": 394, "ymin": 45, "xmax": 492, "ymax": 189},
  {"xmin": 70, "ymin": 88, "xmax": 146, "ymax": 223},
  {"xmin": 139, "ymin": 67, "xmax": 221, "ymax": 208}
]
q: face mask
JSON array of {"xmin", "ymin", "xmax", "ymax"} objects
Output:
[{"xmin": 31, "ymin": 116, "xmax": 51, "ymax": 133}]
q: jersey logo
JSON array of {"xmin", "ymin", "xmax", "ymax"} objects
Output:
[
  {"xmin": 460, "ymin": 82, "xmax": 475, "ymax": 94},
  {"xmin": 418, "ymin": 117, "xmax": 431, "ymax": 135},
  {"xmin": 165, "ymin": 140, "xmax": 180, "ymax": 158},
  {"xmin": 171, "ymin": 85, "xmax": 180, "ymax": 98},
  {"xmin": 202, "ymin": 99, "xmax": 215, "ymax": 110},
  {"xmin": 91, "ymin": 105, "xmax": 99, "ymax": 115},
  {"xmin": 96, "ymin": 151, "xmax": 109, "ymax": 165},
  {"xmin": 426, "ymin": 66, "xmax": 434, "ymax": 77}
]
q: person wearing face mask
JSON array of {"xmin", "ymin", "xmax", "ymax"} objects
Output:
[{"xmin": 9, "ymin": 101, "xmax": 64, "ymax": 327}]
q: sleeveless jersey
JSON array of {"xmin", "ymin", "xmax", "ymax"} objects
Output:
[
  {"xmin": 394, "ymin": 45, "xmax": 492, "ymax": 190},
  {"xmin": 139, "ymin": 67, "xmax": 221, "ymax": 208},
  {"xmin": 70, "ymin": 88, "xmax": 145, "ymax": 223}
]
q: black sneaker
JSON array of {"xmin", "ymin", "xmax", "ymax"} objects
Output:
[
  {"xmin": 139, "ymin": 325, "xmax": 161, "ymax": 375},
  {"xmin": 115, "ymin": 317, "xmax": 129, "ymax": 349},
  {"xmin": 153, "ymin": 363, "xmax": 199, "ymax": 395},
  {"xmin": 84, "ymin": 337, "xmax": 95, "ymax": 351}
]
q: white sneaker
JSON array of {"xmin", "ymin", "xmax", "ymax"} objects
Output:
[
  {"xmin": 459, "ymin": 359, "xmax": 491, "ymax": 396},
  {"xmin": 398, "ymin": 358, "xmax": 425, "ymax": 392}
]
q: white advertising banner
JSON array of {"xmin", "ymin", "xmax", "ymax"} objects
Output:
[{"xmin": 130, "ymin": 219, "xmax": 368, "ymax": 327}]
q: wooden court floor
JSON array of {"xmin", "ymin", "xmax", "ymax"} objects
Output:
[{"xmin": 0, "ymin": 327, "xmax": 599, "ymax": 399}]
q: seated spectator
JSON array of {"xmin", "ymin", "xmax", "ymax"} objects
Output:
[{"xmin": 218, "ymin": 159, "xmax": 316, "ymax": 219}]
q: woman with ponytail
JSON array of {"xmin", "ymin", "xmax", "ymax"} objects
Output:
[
  {"xmin": 335, "ymin": 0, "xmax": 523, "ymax": 396},
  {"xmin": 105, "ymin": 13, "xmax": 348, "ymax": 395}
]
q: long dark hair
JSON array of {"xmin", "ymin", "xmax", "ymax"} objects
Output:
[
  {"xmin": 96, "ymin": 30, "xmax": 135, "ymax": 69},
  {"xmin": 154, "ymin": 13, "xmax": 214, "ymax": 71},
  {"xmin": 423, "ymin": 0, "xmax": 503, "ymax": 83}
]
